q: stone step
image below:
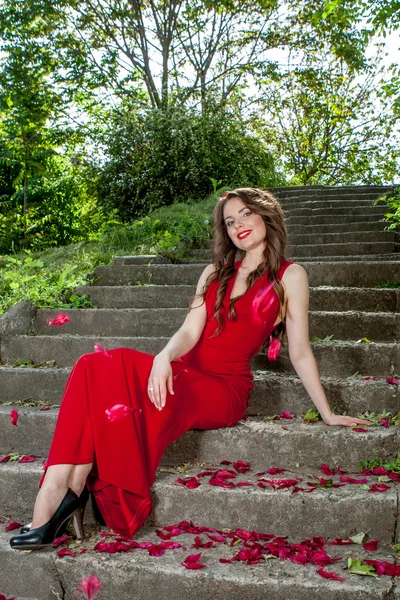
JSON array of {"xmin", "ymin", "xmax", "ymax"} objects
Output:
[
  {"xmin": 0, "ymin": 368, "xmax": 398, "ymax": 416},
  {"xmin": 287, "ymin": 253, "xmax": 400, "ymax": 262},
  {"xmin": 286, "ymin": 214, "xmax": 393, "ymax": 225},
  {"xmin": 0, "ymin": 527, "xmax": 396, "ymax": 600},
  {"xmin": 113, "ymin": 255, "xmax": 170, "ymax": 265},
  {"xmin": 32, "ymin": 307, "xmax": 400, "ymax": 341},
  {"xmin": 0, "ymin": 407, "xmax": 397, "ymax": 470},
  {"xmin": 281, "ymin": 199, "xmax": 387, "ymax": 209},
  {"xmin": 0, "ymin": 462, "xmax": 397, "ymax": 542},
  {"xmin": 91, "ymin": 261, "xmax": 400, "ymax": 287},
  {"xmin": 285, "ymin": 206, "xmax": 388, "ymax": 217},
  {"xmin": 289, "ymin": 242, "xmax": 397, "ymax": 257},
  {"xmin": 76, "ymin": 284, "xmax": 399, "ymax": 312},
  {"xmin": 2, "ymin": 337, "xmax": 399, "ymax": 375},
  {"xmin": 289, "ymin": 221, "xmax": 390, "ymax": 234}
]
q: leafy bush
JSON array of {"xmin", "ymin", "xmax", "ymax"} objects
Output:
[
  {"xmin": 97, "ymin": 101, "xmax": 283, "ymax": 220},
  {"xmin": 375, "ymin": 188, "xmax": 400, "ymax": 231}
]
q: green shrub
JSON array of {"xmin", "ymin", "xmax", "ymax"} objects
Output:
[{"xmin": 97, "ymin": 101, "xmax": 283, "ymax": 220}]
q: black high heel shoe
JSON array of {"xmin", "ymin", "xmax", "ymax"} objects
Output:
[
  {"xmin": 19, "ymin": 486, "xmax": 89, "ymax": 535},
  {"xmin": 10, "ymin": 488, "xmax": 86, "ymax": 551}
]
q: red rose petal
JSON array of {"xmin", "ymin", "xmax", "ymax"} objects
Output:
[
  {"xmin": 351, "ymin": 427, "xmax": 369, "ymax": 432},
  {"xmin": 380, "ymin": 418, "xmax": 389, "ymax": 429},
  {"xmin": 5, "ymin": 521, "xmax": 23, "ymax": 531},
  {"xmin": 386, "ymin": 377, "xmax": 399, "ymax": 386},
  {"xmin": 233, "ymin": 460, "xmax": 251, "ymax": 474},
  {"xmin": 339, "ymin": 476, "xmax": 369, "ymax": 484},
  {"xmin": 18, "ymin": 455, "xmax": 37, "ymax": 463},
  {"xmin": 363, "ymin": 539, "xmax": 379, "ymax": 552},
  {"xmin": 237, "ymin": 481, "xmax": 254, "ymax": 487},
  {"xmin": 57, "ymin": 548, "xmax": 76, "ymax": 558},
  {"xmin": 268, "ymin": 336, "xmax": 281, "ymax": 361},
  {"xmin": 372, "ymin": 466, "xmax": 389, "ymax": 476},
  {"xmin": 368, "ymin": 483, "xmax": 390, "ymax": 493},
  {"xmin": 316, "ymin": 567, "xmax": 345, "ymax": 581},
  {"xmin": 181, "ymin": 552, "xmax": 206, "ymax": 569},
  {"xmin": 40, "ymin": 407, "xmax": 51, "ymax": 411},
  {"xmin": 105, "ymin": 404, "xmax": 133, "ymax": 423},
  {"xmin": 0, "ymin": 455, "xmax": 11, "ymax": 463},
  {"xmin": 321, "ymin": 463, "xmax": 336, "ymax": 476},
  {"xmin": 9, "ymin": 409, "xmax": 18, "ymax": 427},
  {"xmin": 267, "ymin": 467, "xmax": 290, "ymax": 475},
  {"xmin": 175, "ymin": 477, "xmax": 201, "ymax": 489},
  {"xmin": 279, "ymin": 411, "xmax": 293, "ymax": 420},
  {"xmin": 52, "ymin": 535, "xmax": 73, "ymax": 548},
  {"xmin": 47, "ymin": 313, "xmax": 70, "ymax": 326},
  {"xmin": 0, "ymin": 594, "xmax": 17, "ymax": 600}
]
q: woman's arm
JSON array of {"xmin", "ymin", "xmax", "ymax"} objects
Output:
[
  {"xmin": 148, "ymin": 263, "xmax": 216, "ymax": 410},
  {"xmin": 283, "ymin": 264, "xmax": 371, "ymax": 427}
]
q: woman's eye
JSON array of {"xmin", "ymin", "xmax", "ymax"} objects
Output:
[
  {"xmin": 226, "ymin": 221, "xmax": 234, "ymax": 227},
  {"xmin": 243, "ymin": 211, "xmax": 252, "ymax": 217}
]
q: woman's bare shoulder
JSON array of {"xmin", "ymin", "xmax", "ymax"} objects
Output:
[{"xmin": 281, "ymin": 263, "xmax": 309, "ymax": 290}]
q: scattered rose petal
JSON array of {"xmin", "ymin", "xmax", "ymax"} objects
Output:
[
  {"xmin": 0, "ymin": 594, "xmax": 17, "ymax": 600},
  {"xmin": 181, "ymin": 552, "xmax": 206, "ymax": 569},
  {"xmin": 77, "ymin": 574, "xmax": 102, "ymax": 600},
  {"xmin": 281, "ymin": 426, "xmax": 288, "ymax": 430},
  {"xmin": 5, "ymin": 521, "xmax": 23, "ymax": 531},
  {"xmin": 52, "ymin": 535, "xmax": 73, "ymax": 548},
  {"xmin": 368, "ymin": 483, "xmax": 390, "ymax": 493},
  {"xmin": 339, "ymin": 476, "xmax": 369, "ymax": 484},
  {"xmin": 316, "ymin": 567, "xmax": 345, "ymax": 581},
  {"xmin": 268, "ymin": 336, "xmax": 281, "ymax": 361},
  {"xmin": 9, "ymin": 409, "xmax": 18, "ymax": 427},
  {"xmin": 0, "ymin": 455, "xmax": 11, "ymax": 463},
  {"xmin": 364, "ymin": 559, "xmax": 400, "ymax": 577},
  {"xmin": 219, "ymin": 558, "xmax": 232, "ymax": 563},
  {"xmin": 380, "ymin": 418, "xmax": 389, "ymax": 429},
  {"xmin": 386, "ymin": 377, "xmax": 399, "ymax": 386},
  {"xmin": 363, "ymin": 539, "xmax": 379, "ymax": 552},
  {"xmin": 175, "ymin": 477, "xmax": 201, "ymax": 489},
  {"xmin": 220, "ymin": 460, "xmax": 232, "ymax": 466},
  {"xmin": 105, "ymin": 404, "xmax": 133, "ymax": 423},
  {"xmin": 372, "ymin": 466, "xmax": 389, "ymax": 476},
  {"xmin": 18, "ymin": 455, "xmax": 37, "ymax": 463},
  {"xmin": 233, "ymin": 460, "xmax": 251, "ymax": 474},
  {"xmin": 192, "ymin": 536, "xmax": 214, "ymax": 549},
  {"xmin": 57, "ymin": 548, "xmax": 76, "ymax": 558},
  {"xmin": 237, "ymin": 482, "xmax": 254, "ymax": 487},
  {"xmin": 351, "ymin": 427, "xmax": 369, "ymax": 433},
  {"xmin": 40, "ymin": 407, "xmax": 51, "ymax": 411},
  {"xmin": 267, "ymin": 467, "xmax": 290, "ymax": 475},
  {"xmin": 279, "ymin": 411, "xmax": 293, "ymax": 419},
  {"xmin": 321, "ymin": 464, "xmax": 336, "ymax": 476},
  {"xmin": 47, "ymin": 313, "xmax": 70, "ymax": 326}
]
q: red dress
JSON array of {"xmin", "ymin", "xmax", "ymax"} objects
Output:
[{"xmin": 44, "ymin": 258, "xmax": 293, "ymax": 537}]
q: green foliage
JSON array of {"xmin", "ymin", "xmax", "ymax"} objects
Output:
[
  {"xmin": 97, "ymin": 101, "xmax": 283, "ymax": 220},
  {"xmin": 359, "ymin": 451, "xmax": 400, "ymax": 473},
  {"xmin": 374, "ymin": 188, "xmax": 400, "ymax": 232},
  {"xmin": 347, "ymin": 557, "xmax": 379, "ymax": 578},
  {"xmin": 303, "ymin": 407, "xmax": 321, "ymax": 422}
]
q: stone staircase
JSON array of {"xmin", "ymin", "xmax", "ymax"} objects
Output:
[{"xmin": 1, "ymin": 185, "xmax": 400, "ymax": 599}]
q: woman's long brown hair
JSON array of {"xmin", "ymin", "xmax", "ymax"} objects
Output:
[{"xmin": 189, "ymin": 187, "xmax": 290, "ymax": 353}]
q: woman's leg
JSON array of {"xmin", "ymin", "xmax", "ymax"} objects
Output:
[{"xmin": 31, "ymin": 463, "xmax": 92, "ymax": 528}]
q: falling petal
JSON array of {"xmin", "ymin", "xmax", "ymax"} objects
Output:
[
  {"xmin": 268, "ymin": 336, "xmax": 281, "ymax": 361},
  {"xmin": 5, "ymin": 521, "xmax": 23, "ymax": 531},
  {"xmin": 105, "ymin": 404, "xmax": 133, "ymax": 423},
  {"xmin": 47, "ymin": 313, "xmax": 70, "ymax": 327},
  {"xmin": 9, "ymin": 409, "xmax": 18, "ymax": 427},
  {"xmin": 316, "ymin": 567, "xmax": 345, "ymax": 581},
  {"xmin": 94, "ymin": 343, "xmax": 112, "ymax": 358},
  {"xmin": 76, "ymin": 575, "xmax": 102, "ymax": 600}
]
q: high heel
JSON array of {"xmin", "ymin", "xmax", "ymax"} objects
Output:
[
  {"xmin": 10, "ymin": 488, "xmax": 81, "ymax": 551},
  {"xmin": 18, "ymin": 486, "xmax": 89, "ymax": 536}
]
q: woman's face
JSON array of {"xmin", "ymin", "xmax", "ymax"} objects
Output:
[{"xmin": 223, "ymin": 197, "xmax": 267, "ymax": 252}]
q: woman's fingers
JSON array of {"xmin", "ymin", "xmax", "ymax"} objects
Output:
[{"xmin": 148, "ymin": 377, "xmax": 168, "ymax": 410}]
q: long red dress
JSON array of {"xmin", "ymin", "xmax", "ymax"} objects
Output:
[{"xmin": 44, "ymin": 258, "xmax": 293, "ymax": 537}]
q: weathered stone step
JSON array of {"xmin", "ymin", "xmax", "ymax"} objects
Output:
[
  {"xmin": 0, "ymin": 462, "xmax": 397, "ymax": 542},
  {"xmin": 0, "ymin": 406, "xmax": 397, "ymax": 470},
  {"xmin": 289, "ymin": 253, "xmax": 400, "ymax": 262},
  {"xmin": 0, "ymin": 368, "xmax": 398, "ymax": 416},
  {"xmin": 0, "ymin": 527, "xmax": 396, "ymax": 600},
  {"xmin": 2, "ymin": 337, "xmax": 399, "ymax": 376},
  {"xmin": 285, "ymin": 206, "xmax": 388, "ymax": 217},
  {"xmin": 76, "ymin": 284, "xmax": 399, "ymax": 312},
  {"xmin": 282, "ymin": 199, "xmax": 387, "ymax": 209},
  {"xmin": 91, "ymin": 261, "xmax": 400, "ymax": 287},
  {"xmin": 289, "ymin": 221, "xmax": 390, "ymax": 234},
  {"xmin": 287, "ymin": 214, "xmax": 393, "ymax": 225},
  {"xmin": 32, "ymin": 308, "xmax": 400, "ymax": 341},
  {"xmin": 289, "ymin": 242, "xmax": 397, "ymax": 257}
]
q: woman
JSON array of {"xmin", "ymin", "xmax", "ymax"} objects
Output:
[{"xmin": 10, "ymin": 188, "xmax": 370, "ymax": 550}]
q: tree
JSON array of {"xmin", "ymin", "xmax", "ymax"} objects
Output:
[{"xmin": 256, "ymin": 53, "xmax": 400, "ymax": 184}]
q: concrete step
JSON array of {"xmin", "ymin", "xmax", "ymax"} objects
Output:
[
  {"xmin": 91, "ymin": 261, "xmax": 400, "ymax": 287},
  {"xmin": 289, "ymin": 242, "xmax": 397, "ymax": 257},
  {"xmin": 281, "ymin": 199, "xmax": 387, "ymax": 209},
  {"xmin": 286, "ymin": 214, "xmax": 393, "ymax": 225},
  {"xmin": 0, "ymin": 368, "xmax": 399, "ymax": 416},
  {"xmin": 76, "ymin": 284, "xmax": 399, "ymax": 312},
  {"xmin": 289, "ymin": 253, "xmax": 400, "ymax": 262},
  {"xmin": 0, "ymin": 461, "xmax": 397, "ymax": 542},
  {"xmin": 285, "ymin": 206, "xmax": 389, "ymax": 217},
  {"xmin": 0, "ymin": 407, "xmax": 397, "ymax": 471},
  {"xmin": 113, "ymin": 255, "xmax": 170, "ymax": 265},
  {"xmin": 0, "ymin": 527, "xmax": 396, "ymax": 600},
  {"xmin": 2, "ymin": 336, "xmax": 399, "ymax": 375},
  {"xmin": 289, "ymin": 221, "xmax": 390, "ymax": 234},
  {"xmin": 32, "ymin": 307, "xmax": 400, "ymax": 341}
]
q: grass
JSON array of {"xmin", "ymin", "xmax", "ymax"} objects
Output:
[{"xmin": 0, "ymin": 195, "xmax": 216, "ymax": 315}]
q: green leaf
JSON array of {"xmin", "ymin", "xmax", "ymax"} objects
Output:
[
  {"xmin": 349, "ymin": 532, "xmax": 365, "ymax": 544},
  {"xmin": 347, "ymin": 557, "xmax": 379, "ymax": 578},
  {"xmin": 303, "ymin": 407, "xmax": 320, "ymax": 422},
  {"xmin": 356, "ymin": 338, "xmax": 372, "ymax": 344}
]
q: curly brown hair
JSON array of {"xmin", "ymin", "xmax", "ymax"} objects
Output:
[{"xmin": 189, "ymin": 187, "xmax": 291, "ymax": 353}]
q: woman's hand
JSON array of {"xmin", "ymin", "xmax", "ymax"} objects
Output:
[
  {"xmin": 147, "ymin": 354, "xmax": 174, "ymax": 411},
  {"xmin": 323, "ymin": 413, "xmax": 373, "ymax": 427}
]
